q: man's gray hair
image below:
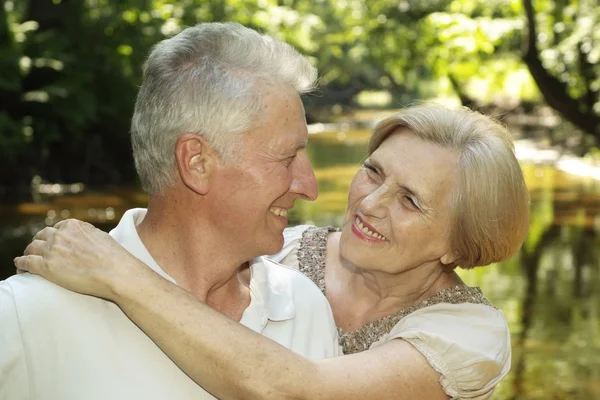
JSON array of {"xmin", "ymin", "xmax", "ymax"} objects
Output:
[{"xmin": 131, "ymin": 22, "xmax": 318, "ymax": 194}]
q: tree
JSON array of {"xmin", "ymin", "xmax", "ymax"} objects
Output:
[
  {"xmin": 522, "ymin": 0, "xmax": 600, "ymax": 139},
  {"xmin": 2, "ymin": 0, "xmax": 599, "ymax": 199}
]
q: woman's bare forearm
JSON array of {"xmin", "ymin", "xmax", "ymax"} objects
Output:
[
  {"xmin": 113, "ymin": 268, "xmax": 320, "ymax": 400},
  {"xmin": 15, "ymin": 220, "xmax": 445, "ymax": 400},
  {"xmin": 14, "ymin": 220, "xmax": 321, "ymax": 399}
]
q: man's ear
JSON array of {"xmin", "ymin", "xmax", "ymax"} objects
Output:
[{"xmin": 175, "ymin": 133, "xmax": 217, "ymax": 195}]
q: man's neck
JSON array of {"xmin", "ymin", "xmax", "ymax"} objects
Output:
[{"xmin": 135, "ymin": 203, "xmax": 251, "ymax": 320}]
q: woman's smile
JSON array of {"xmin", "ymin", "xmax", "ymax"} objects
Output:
[{"xmin": 351, "ymin": 215, "xmax": 388, "ymax": 242}]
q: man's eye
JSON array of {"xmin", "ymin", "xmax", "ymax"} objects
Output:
[{"xmin": 284, "ymin": 156, "xmax": 295, "ymax": 166}]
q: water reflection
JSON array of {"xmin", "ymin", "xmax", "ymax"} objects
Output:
[
  {"xmin": 2, "ymin": 127, "xmax": 599, "ymax": 399},
  {"xmin": 293, "ymin": 130, "xmax": 600, "ymax": 400}
]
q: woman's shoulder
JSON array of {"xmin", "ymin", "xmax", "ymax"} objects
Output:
[
  {"xmin": 266, "ymin": 225, "xmax": 322, "ymax": 268},
  {"xmin": 381, "ymin": 300, "xmax": 510, "ymax": 399},
  {"xmin": 283, "ymin": 224, "xmax": 337, "ymax": 244},
  {"xmin": 283, "ymin": 224, "xmax": 318, "ymax": 244},
  {"xmin": 388, "ymin": 300, "xmax": 510, "ymax": 351}
]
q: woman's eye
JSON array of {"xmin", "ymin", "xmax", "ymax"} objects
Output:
[
  {"xmin": 403, "ymin": 196, "xmax": 418, "ymax": 210},
  {"xmin": 364, "ymin": 162, "xmax": 378, "ymax": 174}
]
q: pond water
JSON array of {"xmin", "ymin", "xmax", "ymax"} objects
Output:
[{"xmin": 1, "ymin": 126, "xmax": 599, "ymax": 399}]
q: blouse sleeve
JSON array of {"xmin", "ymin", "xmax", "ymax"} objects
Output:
[
  {"xmin": 265, "ymin": 225, "xmax": 314, "ymax": 270},
  {"xmin": 375, "ymin": 303, "xmax": 511, "ymax": 400}
]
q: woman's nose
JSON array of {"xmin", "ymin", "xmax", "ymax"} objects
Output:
[{"xmin": 360, "ymin": 185, "xmax": 389, "ymax": 219}]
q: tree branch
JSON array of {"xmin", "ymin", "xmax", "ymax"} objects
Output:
[
  {"xmin": 522, "ymin": 0, "xmax": 600, "ymax": 139},
  {"xmin": 448, "ymin": 73, "xmax": 477, "ymax": 109}
]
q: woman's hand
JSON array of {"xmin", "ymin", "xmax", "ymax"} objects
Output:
[{"xmin": 14, "ymin": 219, "xmax": 142, "ymax": 300}]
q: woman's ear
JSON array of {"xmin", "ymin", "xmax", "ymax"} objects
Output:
[
  {"xmin": 440, "ymin": 251, "xmax": 459, "ymax": 268},
  {"xmin": 175, "ymin": 133, "xmax": 216, "ymax": 195}
]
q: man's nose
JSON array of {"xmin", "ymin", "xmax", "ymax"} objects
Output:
[{"xmin": 290, "ymin": 152, "xmax": 318, "ymax": 201}]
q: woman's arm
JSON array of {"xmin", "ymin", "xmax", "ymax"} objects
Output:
[{"xmin": 15, "ymin": 220, "xmax": 447, "ymax": 400}]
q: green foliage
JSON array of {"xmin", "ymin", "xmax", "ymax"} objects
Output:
[
  {"xmin": 1, "ymin": 0, "xmax": 598, "ymax": 199},
  {"xmin": 532, "ymin": 0, "xmax": 599, "ymax": 110}
]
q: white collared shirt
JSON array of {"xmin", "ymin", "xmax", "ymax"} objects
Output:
[{"xmin": 0, "ymin": 209, "xmax": 340, "ymax": 400}]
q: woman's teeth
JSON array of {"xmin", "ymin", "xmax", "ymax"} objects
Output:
[{"xmin": 355, "ymin": 217, "xmax": 386, "ymax": 240}]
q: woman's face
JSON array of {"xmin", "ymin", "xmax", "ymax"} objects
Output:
[{"xmin": 339, "ymin": 129, "xmax": 460, "ymax": 274}]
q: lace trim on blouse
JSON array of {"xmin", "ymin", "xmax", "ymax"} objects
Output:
[{"xmin": 296, "ymin": 226, "xmax": 493, "ymax": 355}]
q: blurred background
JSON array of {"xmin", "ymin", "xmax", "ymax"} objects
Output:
[{"xmin": 1, "ymin": 0, "xmax": 599, "ymax": 398}]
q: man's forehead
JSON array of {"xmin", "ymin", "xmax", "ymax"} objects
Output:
[
  {"xmin": 261, "ymin": 138, "xmax": 307, "ymax": 157},
  {"xmin": 242, "ymin": 128, "xmax": 308, "ymax": 156},
  {"xmin": 257, "ymin": 123, "xmax": 308, "ymax": 149}
]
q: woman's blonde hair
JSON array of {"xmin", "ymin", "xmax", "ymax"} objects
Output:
[{"xmin": 369, "ymin": 103, "xmax": 530, "ymax": 268}]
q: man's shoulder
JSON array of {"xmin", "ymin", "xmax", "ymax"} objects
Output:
[
  {"xmin": 1, "ymin": 273, "xmax": 112, "ymax": 319},
  {"xmin": 3, "ymin": 273, "xmax": 78, "ymax": 298}
]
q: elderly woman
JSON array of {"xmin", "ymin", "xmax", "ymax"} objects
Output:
[{"xmin": 16, "ymin": 104, "xmax": 529, "ymax": 400}]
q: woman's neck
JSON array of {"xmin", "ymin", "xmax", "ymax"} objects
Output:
[{"xmin": 325, "ymin": 232, "xmax": 462, "ymax": 331}]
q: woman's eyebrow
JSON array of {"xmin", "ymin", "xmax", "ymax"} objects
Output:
[{"xmin": 372, "ymin": 158, "xmax": 428, "ymax": 206}]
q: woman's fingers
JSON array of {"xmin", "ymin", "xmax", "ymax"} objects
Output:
[
  {"xmin": 53, "ymin": 219, "xmax": 69, "ymax": 229},
  {"xmin": 15, "ymin": 218, "xmax": 130, "ymax": 298},
  {"xmin": 24, "ymin": 239, "xmax": 48, "ymax": 256},
  {"xmin": 33, "ymin": 226, "xmax": 57, "ymax": 242},
  {"xmin": 14, "ymin": 255, "xmax": 45, "ymax": 274},
  {"xmin": 54, "ymin": 218, "xmax": 93, "ymax": 231}
]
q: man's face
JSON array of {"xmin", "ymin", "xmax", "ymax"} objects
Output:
[{"xmin": 207, "ymin": 86, "xmax": 318, "ymax": 259}]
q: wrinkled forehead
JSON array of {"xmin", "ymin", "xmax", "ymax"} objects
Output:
[
  {"xmin": 239, "ymin": 89, "xmax": 308, "ymax": 151},
  {"xmin": 372, "ymin": 130, "xmax": 460, "ymax": 205}
]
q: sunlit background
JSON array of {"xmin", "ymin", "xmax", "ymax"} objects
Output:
[{"xmin": 1, "ymin": 1, "xmax": 599, "ymax": 399}]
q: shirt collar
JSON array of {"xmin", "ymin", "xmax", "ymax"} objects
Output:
[
  {"xmin": 110, "ymin": 208, "xmax": 296, "ymax": 323},
  {"xmin": 109, "ymin": 208, "xmax": 176, "ymax": 284},
  {"xmin": 248, "ymin": 257, "xmax": 296, "ymax": 323}
]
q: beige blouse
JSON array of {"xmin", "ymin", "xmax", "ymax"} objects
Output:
[{"xmin": 268, "ymin": 225, "xmax": 512, "ymax": 400}]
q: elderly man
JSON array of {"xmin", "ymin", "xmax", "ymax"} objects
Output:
[{"xmin": 0, "ymin": 23, "xmax": 339, "ymax": 399}]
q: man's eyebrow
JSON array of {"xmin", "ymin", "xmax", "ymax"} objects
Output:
[
  {"xmin": 286, "ymin": 140, "xmax": 308, "ymax": 153},
  {"xmin": 371, "ymin": 158, "xmax": 428, "ymax": 207}
]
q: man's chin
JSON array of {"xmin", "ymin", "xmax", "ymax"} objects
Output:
[{"xmin": 261, "ymin": 232, "xmax": 286, "ymax": 256}]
